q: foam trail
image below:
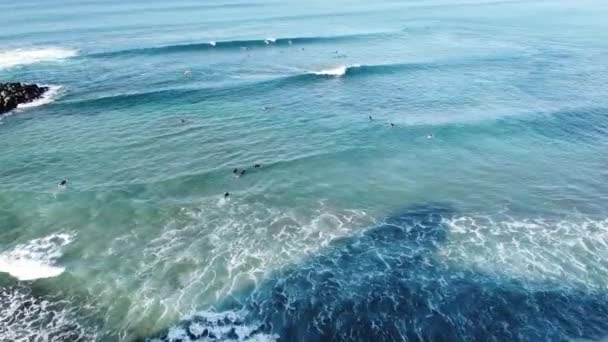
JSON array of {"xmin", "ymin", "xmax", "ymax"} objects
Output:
[
  {"xmin": 0, "ymin": 233, "xmax": 74, "ymax": 281},
  {"xmin": 17, "ymin": 85, "xmax": 62, "ymax": 109},
  {"xmin": 0, "ymin": 47, "xmax": 78, "ymax": 69}
]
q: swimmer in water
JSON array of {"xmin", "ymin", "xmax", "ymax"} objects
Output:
[
  {"xmin": 427, "ymin": 133, "xmax": 434, "ymax": 139},
  {"xmin": 59, "ymin": 179, "xmax": 68, "ymax": 186},
  {"xmin": 240, "ymin": 169, "xmax": 247, "ymax": 176},
  {"xmin": 224, "ymin": 192, "xmax": 230, "ymax": 198},
  {"xmin": 369, "ymin": 115, "xmax": 373, "ymax": 121},
  {"xmin": 254, "ymin": 164, "xmax": 261, "ymax": 168},
  {"xmin": 180, "ymin": 119, "xmax": 186, "ymax": 124},
  {"xmin": 263, "ymin": 106, "xmax": 269, "ymax": 110},
  {"xmin": 390, "ymin": 123, "xmax": 395, "ymax": 127},
  {"xmin": 233, "ymin": 168, "xmax": 238, "ymax": 174}
]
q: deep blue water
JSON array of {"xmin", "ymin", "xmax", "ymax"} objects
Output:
[{"xmin": 1, "ymin": 0, "xmax": 608, "ymax": 341}]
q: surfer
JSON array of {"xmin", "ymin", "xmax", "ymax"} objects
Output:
[
  {"xmin": 224, "ymin": 192, "xmax": 230, "ymax": 198},
  {"xmin": 254, "ymin": 164, "xmax": 261, "ymax": 168},
  {"xmin": 390, "ymin": 122, "xmax": 395, "ymax": 127},
  {"xmin": 240, "ymin": 169, "xmax": 247, "ymax": 176},
  {"xmin": 369, "ymin": 115, "xmax": 373, "ymax": 121},
  {"xmin": 59, "ymin": 179, "xmax": 68, "ymax": 186},
  {"xmin": 233, "ymin": 168, "xmax": 238, "ymax": 174}
]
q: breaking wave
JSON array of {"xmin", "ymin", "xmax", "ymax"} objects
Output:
[
  {"xmin": 17, "ymin": 84, "xmax": 63, "ymax": 109},
  {"xmin": 312, "ymin": 65, "xmax": 351, "ymax": 76},
  {"xmin": 0, "ymin": 47, "xmax": 78, "ymax": 70},
  {"xmin": 0, "ymin": 233, "xmax": 74, "ymax": 281}
]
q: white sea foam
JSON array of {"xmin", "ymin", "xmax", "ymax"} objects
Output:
[
  {"xmin": 0, "ymin": 287, "xmax": 96, "ymax": 341},
  {"xmin": 209, "ymin": 41, "xmax": 216, "ymax": 46},
  {"xmin": 264, "ymin": 38, "xmax": 276, "ymax": 44},
  {"xmin": 439, "ymin": 215, "xmax": 608, "ymax": 289},
  {"xmin": 16, "ymin": 84, "xmax": 62, "ymax": 109},
  {"xmin": 0, "ymin": 47, "xmax": 78, "ymax": 70},
  {"xmin": 122, "ymin": 198, "xmax": 373, "ymax": 332},
  {"xmin": 149, "ymin": 310, "xmax": 277, "ymax": 342},
  {"xmin": 0, "ymin": 233, "xmax": 74, "ymax": 281}
]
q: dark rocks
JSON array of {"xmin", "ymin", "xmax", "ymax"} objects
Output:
[{"xmin": 0, "ymin": 82, "xmax": 49, "ymax": 115}]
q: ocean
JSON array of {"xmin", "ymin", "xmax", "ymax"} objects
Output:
[{"xmin": 1, "ymin": 0, "xmax": 608, "ymax": 341}]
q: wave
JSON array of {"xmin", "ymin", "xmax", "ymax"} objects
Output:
[
  {"xmin": 88, "ymin": 32, "xmax": 389, "ymax": 58},
  {"xmin": 67, "ymin": 55, "xmax": 522, "ymax": 109},
  {"xmin": 0, "ymin": 233, "xmax": 74, "ymax": 281},
  {"xmin": 64, "ymin": 55, "xmax": 525, "ymax": 111},
  {"xmin": 310, "ymin": 62, "xmax": 438, "ymax": 77},
  {"xmin": 63, "ymin": 55, "xmax": 531, "ymax": 112},
  {"xmin": 16, "ymin": 84, "xmax": 62, "ymax": 109},
  {"xmin": 0, "ymin": 47, "xmax": 78, "ymax": 70},
  {"xmin": 62, "ymin": 62, "xmax": 432, "ymax": 109}
]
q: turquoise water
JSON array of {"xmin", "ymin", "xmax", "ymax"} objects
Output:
[{"xmin": 2, "ymin": 0, "xmax": 608, "ymax": 340}]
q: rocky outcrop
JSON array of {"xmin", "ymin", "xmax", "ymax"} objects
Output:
[{"xmin": 0, "ymin": 83, "xmax": 49, "ymax": 115}]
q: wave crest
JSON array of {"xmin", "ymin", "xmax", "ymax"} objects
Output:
[
  {"xmin": 312, "ymin": 65, "xmax": 349, "ymax": 76},
  {"xmin": 311, "ymin": 64, "xmax": 362, "ymax": 76}
]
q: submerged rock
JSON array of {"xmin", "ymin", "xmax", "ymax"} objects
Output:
[{"xmin": 0, "ymin": 82, "xmax": 49, "ymax": 115}]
